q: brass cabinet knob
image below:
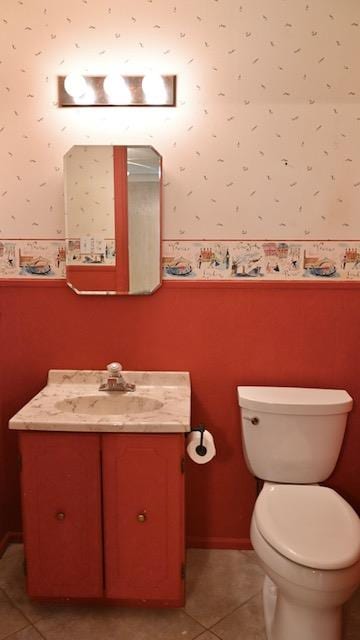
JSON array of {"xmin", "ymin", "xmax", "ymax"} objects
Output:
[
  {"xmin": 137, "ymin": 511, "xmax": 147, "ymax": 523},
  {"xmin": 56, "ymin": 511, "xmax": 66, "ymax": 521}
]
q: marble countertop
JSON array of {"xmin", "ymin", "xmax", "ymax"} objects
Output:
[{"xmin": 9, "ymin": 370, "xmax": 191, "ymax": 433}]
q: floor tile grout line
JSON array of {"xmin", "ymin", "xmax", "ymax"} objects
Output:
[
  {"xmin": 0, "ymin": 553, "xmax": 358, "ymax": 640},
  {"xmin": 0, "ymin": 584, "xmax": 42, "ymax": 630},
  {"xmin": 1, "ymin": 584, "xmax": 264, "ymax": 639},
  {"xmin": 206, "ymin": 588, "xmax": 264, "ymax": 632},
  {"xmin": 180, "ymin": 606, "xmax": 208, "ymax": 634},
  {"xmin": 182, "ymin": 586, "xmax": 264, "ymax": 633},
  {"xmin": 28, "ymin": 624, "xmax": 48, "ymax": 640},
  {"xmin": 0, "ymin": 548, "xmax": 51, "ymax": 632},
  {"xmin": 0, "ymin": 622, "xmax": 33, "ymax": 640},
  {"xmin": 192, "ymin": 628, "xmax": 223, "ymax": 640}
]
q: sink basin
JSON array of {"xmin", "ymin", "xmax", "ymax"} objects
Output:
[
  {"xmin": 9, "ymin": 369, "xmax": 191, "ymax": 434},
  {"xmin": 55, "ymin": 395, "xmax": 164, "ymax": 415}
]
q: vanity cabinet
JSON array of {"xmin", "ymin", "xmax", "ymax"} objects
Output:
[
  {"xmin": 19, "ymin": 431, "xmax": 185, "ymax": 606},
  {"xmin": 20, "ymin": 432, "xmax": 103, "ymax": 599},
  {"xmin": 102, "ymin": 435, "xmax": 185, "ymax": 602}
]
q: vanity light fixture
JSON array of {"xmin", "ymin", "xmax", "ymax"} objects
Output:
[{"xmin": 58, "ymin": 73, "xmax": 176, "ymax": 107}]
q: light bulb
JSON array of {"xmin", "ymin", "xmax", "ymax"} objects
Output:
[
  {"xmin": 142, "ymin": 73, "xmax": 167, "ymax": 104},
  {"xmin": 64, "ymin": 73, "xmax": 87, "ymax": 98},
  {"xmin": 103, "ymin": 74, "xmax": 132, "ymax": 104},
  {"xmin": 74, "ymin": 85, "xmax": 96, "ymax": 105}
]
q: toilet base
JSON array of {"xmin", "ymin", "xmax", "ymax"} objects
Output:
[
  {"xmin": 263, "ymin": 575, "xmax": 342, "ymax": 640},
  {"xmin": 263, "ymin": 576, "xmax": 277, "ymax": 639}
]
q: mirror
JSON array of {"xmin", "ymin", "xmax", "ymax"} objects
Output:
[{"xmin": 64, "ymin": 145, "xmax": 162, "ymax": 295}]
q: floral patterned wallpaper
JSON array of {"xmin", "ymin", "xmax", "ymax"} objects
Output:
[{"xmin": 1, "ymin": 1, "xmax": 360, "ymax": 281}]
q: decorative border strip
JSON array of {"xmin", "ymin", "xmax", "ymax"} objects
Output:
[
  {"xmin": 162, "ymin": 240, "xmax": 360, "ymax": 281},
  {"xmin": 1, "ymin": 239, "xmax": 360, "ymax": 281},
  {"xmin": 0, "ymin": 240, "xmax": 66, "ymax": 279}
]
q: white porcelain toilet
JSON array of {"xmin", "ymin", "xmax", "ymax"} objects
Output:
[{"xmin": 237, "ymin": 386, "xmax": 360, "ymax": 640}]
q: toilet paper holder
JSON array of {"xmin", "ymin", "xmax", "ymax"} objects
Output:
[
  {"xmin": 189, "ymin": 424, "xmax": 207, "ymax": 457},
  {"xmin": 186, "ymin": 425, "xmax": 216, "ymax": 465}
]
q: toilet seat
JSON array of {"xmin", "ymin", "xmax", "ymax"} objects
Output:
[{"xmin": 254, "ymin": 484, "xmax": 360, "ymax": 570}]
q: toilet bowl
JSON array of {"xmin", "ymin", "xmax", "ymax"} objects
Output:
[
  {"xmin": 237, "ymin": 386, "xmax": 360, "ymax": 640},
  {"xmin": 251, "ymin": 483, "xmax": 360, "ymax": 640}
]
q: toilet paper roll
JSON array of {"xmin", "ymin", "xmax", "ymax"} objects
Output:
[{"xmin": 186, "ymin": 430, "xmax": 216, "ymax": 464}]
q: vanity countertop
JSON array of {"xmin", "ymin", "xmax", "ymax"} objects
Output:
[{"xmin": 9, "ymin": 370, "xmax": 191, "ymax": 433}]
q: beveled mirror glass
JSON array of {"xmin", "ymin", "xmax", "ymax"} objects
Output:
[{"xmin": 64, "ymin": 145, "xmax": 162, "ymax": 295}]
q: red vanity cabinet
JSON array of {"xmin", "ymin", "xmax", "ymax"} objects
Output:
[
  {"xmin": 102, "ymin": 434, "xmax": 185, "ymax": 604},
  {"xmin": 19, "ymin": 432, "xmax": 103, "ymax": 599},
  {"xmin": 19, "ymin": 431, "xmax": 185, "ymax": 605}
]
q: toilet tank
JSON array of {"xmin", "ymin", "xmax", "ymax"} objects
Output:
[{"xmin": 237, "ymin": 387, "xmax": 353, "ymax": 483}]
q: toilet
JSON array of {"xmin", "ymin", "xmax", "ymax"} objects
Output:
[{"xmin": 237, "ymin": 386, "xmax": 360, "ymax": 640}]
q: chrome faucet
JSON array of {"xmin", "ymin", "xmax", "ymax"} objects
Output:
[{"xmin": 99, "ymin": 362, "xmax": 136, "ymax": 392}]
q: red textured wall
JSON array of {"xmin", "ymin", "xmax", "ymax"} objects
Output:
[{"xmin": 1, "ymin": 280, "xmax": 360, "ymax": 549}]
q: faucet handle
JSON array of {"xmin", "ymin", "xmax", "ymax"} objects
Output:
[{"xmin": 107, "ymin": 362, "xmax": 123, "ymax": 376}]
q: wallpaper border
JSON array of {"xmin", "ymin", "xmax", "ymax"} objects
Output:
[{"xmin": 1, "ymin": 238, "xmax": 360, "ymax": 282}]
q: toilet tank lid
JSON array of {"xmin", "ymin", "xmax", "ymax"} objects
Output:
[
  {"xmin": 254, "ymin": 484, "xmax": 360, "ymax": 570},
  {"xmin": 237, "ymin": 386, "xmax": 353, "ymax": 415}
]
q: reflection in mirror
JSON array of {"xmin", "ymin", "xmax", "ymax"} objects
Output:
[
  {"xmin": 64, "ymin": 145, "xmax": 162, "ymax": 295},
  {"xmin": 65, "ymin": 146, "xmax": 116, "ymax": 267},
  {"xmin": 128, "ymin": 147, "xmax": 161, "ymax": 294}
]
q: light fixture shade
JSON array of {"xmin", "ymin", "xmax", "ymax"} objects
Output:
[
  {"xmin": 142, "ymin": 74, "xmax": 167, "ymax": 104},
  {"xmin": 64, "ymin": 73, "xmax": 87, "ymax": 98},
  {"xmin": 58, "ymin": 75, "xmax": 176, "ymax": 107},
  {"xmin": 103, "ymin": 74, "xmax": 132, "ymax": 104},
  {"xmin": 74, "ymin": 85, "xmax": 96, "ymax": 105}
]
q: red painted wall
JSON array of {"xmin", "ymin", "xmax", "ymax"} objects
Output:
[
  {"xmin": 0, "ymin": 311, "xmax": 6, "ymax": 543},
  {"xmin": 1, "ymin": 281, "xmax": 360, "ymax": 548}
]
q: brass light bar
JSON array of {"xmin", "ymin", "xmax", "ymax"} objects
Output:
[{"xmin": 58, "ymin": 74, "xmax": 176, "ymax": 107}]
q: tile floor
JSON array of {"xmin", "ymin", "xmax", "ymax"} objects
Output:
[{"xmin": 0, "ymin": 545, "xmax": 359, "ymax": 640}]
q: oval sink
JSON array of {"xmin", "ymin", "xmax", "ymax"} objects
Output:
[{"xmin": 55, "ymin": 395, "xmax": 164, "ymax": 416}]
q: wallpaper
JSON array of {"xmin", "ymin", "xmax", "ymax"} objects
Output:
[{"xmin": 1, "ymin": 1, "xmax": 360, "ymax": 282}]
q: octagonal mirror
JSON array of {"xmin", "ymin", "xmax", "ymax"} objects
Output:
[{"xmin": 64, "ymin": 145, "xmax": 162, "ymax": 295}]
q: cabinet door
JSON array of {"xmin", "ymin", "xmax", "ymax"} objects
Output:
[
  {"xmin": 20, "ymin": 432, "xmax": 103, "ymax": 598},
  {"xmin": 102, "ymin": 434, "xmax": 185, "ymax": 605}
]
